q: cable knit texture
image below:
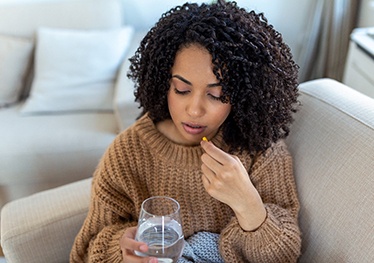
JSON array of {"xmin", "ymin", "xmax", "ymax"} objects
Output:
[
  {"xmin": 70, "ymin": 114, "xmax": 301, "ymax": 263},
  {"xmin": 179, "ymin": 232, "xmax": 224, "ymax": 263}
]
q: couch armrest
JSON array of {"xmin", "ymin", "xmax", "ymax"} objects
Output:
[
  {"xmin": 286, "ymin": 79, "xmax": 374, "ymax": 262},
  {"xmin": 1, "ymin": 178, "xmax": 91, "ymax": 263}
]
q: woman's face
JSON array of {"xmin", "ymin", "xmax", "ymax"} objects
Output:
[{"xmin": 167, "ymin": 44, "xmax": 231, "ymax": 146}]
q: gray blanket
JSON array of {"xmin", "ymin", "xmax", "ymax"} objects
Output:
[{"xmin": 178, "ymin": 232, "xmax": 224, "ymax": 263}]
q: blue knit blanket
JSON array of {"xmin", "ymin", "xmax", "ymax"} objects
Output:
[{"xmin": 178, "ymin": 232, "xmax": 224, "ymax": 263}]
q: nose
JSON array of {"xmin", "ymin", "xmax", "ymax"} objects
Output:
[{"xmin": 186, "ymin": 96, "xmax": 205, "ymax": 118}]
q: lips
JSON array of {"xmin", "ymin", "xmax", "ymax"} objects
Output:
[{"xmin": 182, "ymin": 122, "xmax": 206, "ymax": 135}]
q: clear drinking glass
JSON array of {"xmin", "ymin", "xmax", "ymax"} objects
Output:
[{"xmin": 135, "ymin": 196, "xmax": 184, "ymax": 263}]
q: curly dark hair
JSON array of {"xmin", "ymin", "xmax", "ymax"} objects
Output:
[{"xmin": 128, "ymin": 0, "xmax": 299, "ymax": 154}]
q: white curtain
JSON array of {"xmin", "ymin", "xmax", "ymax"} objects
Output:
[{"xmin": 298, "ymin": 0, "xmax": 360, "ymax": 82}]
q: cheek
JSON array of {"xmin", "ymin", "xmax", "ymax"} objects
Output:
[
  {"xmin": 212, "ymin": 104, "xmax": 231, "ymax": 125},
  {"xmin": 221, "ymin": 103, "xmax": 232, "ymax": 116},
  {"xmin": 167, "ymin": 92, "xmax": 179, "ymax": 114}
]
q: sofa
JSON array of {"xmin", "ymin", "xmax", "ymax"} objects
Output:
[
  {"xmin": 0, "ymin": 0, "xmax": 142, "ymax": 207},
  {"xmin": 1, "ymin": 78, "xmax": 373, "ymax": 262}
]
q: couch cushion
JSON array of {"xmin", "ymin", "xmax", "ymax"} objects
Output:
[
  {"xmin": 114, "ymin": 31, "xmax": 147, "ymax": 131},
  {"xmin": 0, "ymin": 35, "xmax": 33, "ymax": 107},
  {"xmin": 0, "ymin": 0, "xmax": 124, "ymax": 100},
  {"xmin": 0, "ymin": 104, "xmax": 117, "ymax": 187},
  {"xmin": 21, "ymin": 26, "xmax": 134, "ymax": 114},
  {"xmin": 286, "ymin": 79, "xmax": 374, "ymax": 262}
]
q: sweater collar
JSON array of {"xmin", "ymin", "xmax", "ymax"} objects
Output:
[{"xmin": 135, "ymin": 114, "xmax": 227, "ymax": 169}]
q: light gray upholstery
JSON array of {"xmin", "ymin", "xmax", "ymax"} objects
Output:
[
  {"xmin": 1, "ymin": 78, "xmax": 373, "ymax": 262},
  {"xmin": 1, "ymin": 178, "xmax": 91, "ymax": 263},
  {"xmin": 286, "ymin": 79, "xmax": 374, "ymax": 262},
  {"xmin": 0, "ymin": 0, "xmax": 142, "ymax": 207}
]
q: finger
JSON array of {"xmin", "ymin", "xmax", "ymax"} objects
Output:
[
  {"xmin": 122, "ymin": 238, "xmax": 147, "ymax": 255},
  {"xmin": 201, "ymin": 152, "xmax": 222, "ymax": 173},
  {"xmin": 120, "ymin": 227, "xmax": 139, "ymax": 250},
  {"xmin": 201, "ymin": 163, "xmax": 215, "ymax": 183},
  {"xmin": 120, "ymin": 227, "xmax": 148, "ymax": 257},
  {"xmin": 124, "ymin": 226, "xmax": 137, "ymax": 239},
  {"xmin": 121, "ymin": 240, "xmax": 152, "ymax": 263},
  {"xmin": 201, "ymin": 171, "xmax": 210, "ymax": 188},
  {"xmin": 201, "ymin": 161, "xmax": 216, "ymax": 179},
  {"xmin": 201, "ymin": 140, "xmax": 231, "ymax": 164}
]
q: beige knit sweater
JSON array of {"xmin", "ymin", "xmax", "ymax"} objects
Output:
[{"xmin": 70, "ymin": 114, "xmax": 301, "ymax": 263}]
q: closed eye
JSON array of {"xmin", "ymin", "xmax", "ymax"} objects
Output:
[
  {"xmin": 208, "ymin": 94, "xmax": 222, "ymax": 101},
  {"xmin": 174, "ymin": 88, "xmax": 189, "ymax": 95}
]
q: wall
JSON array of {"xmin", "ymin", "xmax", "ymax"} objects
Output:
[
  {"xmin": 123, "ymin": 0, "xmax": 314, "ymax": 68},
  {"xmin": 358, "ymin": 0, "xmax": 374, "ymax": 27},
  {"xmin": 0, "ymin": 0, "xmax": 314, "ymax": 66}
]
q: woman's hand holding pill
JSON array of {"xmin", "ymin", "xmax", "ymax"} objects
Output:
[{"xmin": 200, "ymin": 138, "xmax": 266, "ymax": 231}]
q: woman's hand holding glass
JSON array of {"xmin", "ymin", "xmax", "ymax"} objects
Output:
[
  {"xmin": 120, "ymin": 226, "xmax": 158, "ymax": 263},
  {"xmin": 121, "ymin": 196, "xmax": 184, "ymax": 263}
]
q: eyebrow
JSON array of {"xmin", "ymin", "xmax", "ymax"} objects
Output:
[{"xmin": 172, "ymin": 74, "xmax": 221, "ymax": 88}]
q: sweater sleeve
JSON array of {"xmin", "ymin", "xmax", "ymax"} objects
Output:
[
  {"xmin": 69, "ymin": 178, "xmax": 138, "ymax": 262},
  {"xmin": 70, "ymin": 133, "xmax": 145, "ymax": 263},
  {"xmin": 218, "ymin": 142, "xmax": 301, "ymax": 263}
]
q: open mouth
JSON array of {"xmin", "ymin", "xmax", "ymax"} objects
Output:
[{"xmin": 182, "ymin": 122, "xmax": 206, "ymax": 135}]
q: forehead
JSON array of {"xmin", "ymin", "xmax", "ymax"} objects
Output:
[{"xmin": 172, "ymin": 44, "xmax": 217, "ymax": 80}]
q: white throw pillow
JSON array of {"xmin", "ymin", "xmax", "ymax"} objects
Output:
[
  {"xmin": 0, "ymin": 35, "xmax": 33, "ymax": 107},
  {"xmin": 21, "ymin": 26, "xmax": 134, "ymax": 114}
]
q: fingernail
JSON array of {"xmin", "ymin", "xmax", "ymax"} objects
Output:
[{"xmin": 139, "ymin": 244, "xmax": 147, "ymax": 251}]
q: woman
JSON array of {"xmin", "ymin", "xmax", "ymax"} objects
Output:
[{"xmin": 70, "ymin": 1, "xmax": 301, "ymax": 262}]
